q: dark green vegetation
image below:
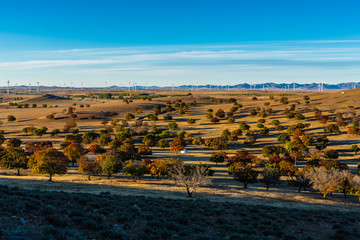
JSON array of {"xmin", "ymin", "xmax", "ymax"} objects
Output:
[{"xmin": 0, "ymin": 185, "xmax": 359, "ymax": 240}]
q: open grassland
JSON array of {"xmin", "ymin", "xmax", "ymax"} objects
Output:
[{"xmin": 1, "ymin": 89, "xmax": 360, "ymax": 239}]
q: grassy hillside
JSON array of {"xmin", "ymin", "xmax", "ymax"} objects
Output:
[{"xmin": 1, "ymin": 185, "xmax": 359, "ymax": 240}]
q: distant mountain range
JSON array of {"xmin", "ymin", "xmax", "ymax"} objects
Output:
[
  {"xmin": 8, "ymin": 82, "xmax": 360, "ymax": 91},
  {"xmin": 107, "ymin": 82, "xmax": 360, "ymax": 91}
]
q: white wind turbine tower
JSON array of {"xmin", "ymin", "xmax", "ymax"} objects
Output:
[
  {"xmin": 37, "ymin": 82, "xmax": 40, "ymax": 93},
  {"xmin": 128, "ymin": 81, "xmax": 131, "ymax": 92},
  {"xmin": 218, "ymin": 85, "xmax": 220, "ymax": 91},
  {"xmin": 196, "ymin": 82, "xmax": 199, "ymax": 91},
  {"xmin": 293, "ymin": 83, "xmax": 296, "ymax": 92},
  {"xmin": 28, "ymin": 83, "xmax": 31, "ymax": 93},
  {"xmin": 7, "ymin": 80, "xmax": 9, "ymax": 94},
  {"xmin": 172, "ymin": 83, "xmax": 174, "ymax": 92},
  {"xmin": 134, "ymin": 82, "xmax": 137, "ymax": 92},
  {"xmin": 105, "ymin": 81, "xmax": 107, "ymax": 90},
  {"xmin": 146, "ymin": 82, "xmax": 148, "ymax": 91},
  {"xmin": 71, "ymin": 82, "xmax": 73, "ymax": 92},
  {"xmin": 209, "ymin": 84, "xmax": 211, "ymax": 91}
]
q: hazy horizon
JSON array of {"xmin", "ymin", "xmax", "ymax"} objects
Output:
[{"xmin": 1, "ymin": 1, "xmax": 360, "ymax": 87}]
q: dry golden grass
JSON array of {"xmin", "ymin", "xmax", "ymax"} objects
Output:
[{"xmin": 1, "ymin": 89, "xmax": 360, "ymax": 210}]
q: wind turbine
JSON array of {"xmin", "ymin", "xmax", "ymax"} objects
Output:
[
  {"xmin": 28, "ymin": 83, "xmax": 31, "ymax": 93},
  {"xmin": 6, "ymin": 80, "xmax": 9, "ymax": 94},
  {"xmin": 37, "ymin": 82, "xmax": 40, "ymax": 93},
  {"xmin": 128, "ymin": 81, "xmax": 131, "ymax": 92}
]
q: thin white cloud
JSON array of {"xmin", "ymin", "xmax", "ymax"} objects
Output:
[{"xmin": 1, "ymin": 40, "xmax": 360, "ymax": 86}]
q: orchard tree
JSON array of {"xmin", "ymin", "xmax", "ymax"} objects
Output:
[
  {"xmin": 50, "ymin": 129, "xmax": 60, "ymax": 137},
  {"xmin": 187, "ymin": 118, "xmax": 196, "ymax": 124},
  {"xmin": 32, "ymin": 127, "xmax": 48, "ymax": 138},
  {"xmin": 149, "ymin": 159, "xmax": 168, "ymax": 179},
  {"xmin": 192, "ymin": 137, "xmax": 203, "ymax": 145},
  {"xmin": 350, "ymin": 145, "xmax": 360, "ymax": 155},
  {"xmin": 277, "ymin": 134, "xmax": 290, "ymax": 143},
  {"xmin": 168, "ymin": 122, "xmax": 178, "ymax": 130},
  {"xmin": 7, "ymin": 115, "xmax": 16, "ymax": 122},
  {"xmin": 138, "ymin": 145, "xmax": 152, "ymax": 155},
  {"xmin": 210, "ymin": 117, "xmax": 219, "ymax": 124},
  {"xmin": 233, "ymin": 165, "xmax": 258, "ymax": 189},
  {"xmin": 96, "ymin": 154, "xmax": 123, "ymax": 179},
  {"xmin": 325, "ymin": 124, "xmax": 341, "ymax": 134},
  {"xmin": 63, "ymin": 142, "xmax": 86, "ymax": 166},
  {"xmin": 88, "ymin": 144, "xmax": 106, "ymax": 155},
  {"xmin": 78, "ymin": 156, "xmax": 101, "ymax": 180},
  {"xmin": 28, "ymin": 148, "xmax": 68, "ymax": 181},
  {"xmin": 125, "ymin": 113, "xmax": 135, "ymax": 120},
  {"xmin": 6, "ymin": 138, "xmax": 22, "ymax": 148},
  {"xmin": 323, "ymin": 149, "xmax": 339, "ymax": 159},
  {"xmin": 170, "ymin": 137, "xmax": 186, "ymax": 153},
  {"xmin": 209, "ymin": 151, "xmax": 227, "ymax": 165},
  {"xmin": 261, "ymin": 167, "xmax": 280, "ymax": 190},
  {"xmin": 157, "ymin": 139, "xmax": 170, "ymax": 149},
  {"xmin": 227, "ymin": 116, "xmax": 235, "ymax": 123},
  {"xmin": 123, "ymin": 160, "xmax": 147, "ymax": 181},
  {"xmin": 0, "ymin": 147, "xmax": 28, "ymax": 176}
]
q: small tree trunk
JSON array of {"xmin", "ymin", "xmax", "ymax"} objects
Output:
[
  {"xmin": 343, "ymin": 191, "xmax": 347, "ymax": 198},
  {"xmin": 88, "ymin": 175, "xmax": 91, "ymax": 181},
  {"xmin": 17, "ymin": 169, "xmax": 20, "ymax": 176},
  {"xmin": 186, "ymin": 186, "xmax": 192, "ymax": 197},
  {"xmin": 266, "ymin": 184, "xmax": 269, "ymax": 190},
  {"xmin": 107, "ymin": 174, "xmax": 111, "ymax": 179},
  {"xmin": 298, "ymin": 184, "xmax": 302, "ymax": 193},
  {"xmin": 244, "ymin": 182, "xmax": 248, "ymax": 189},
  {"xmin": 49, "ymin": 174, "xmax": 52, "ymax": 182},
  {"xmin": 72, "ymin": 162, "xmax": 75, "ymax": 167}
]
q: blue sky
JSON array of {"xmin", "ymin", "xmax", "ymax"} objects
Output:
[{"xmin": 1, "ymin": 0, "xmax": 360, "ymax": 87}]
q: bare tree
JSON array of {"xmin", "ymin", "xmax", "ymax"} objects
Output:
[
  {"xmin": 307, "ymin": 167, "xmax": 346, "ymax": 199},
  {"xmin": 261, "ymin": 167, "xmax": 279, "ymax": 190},
  {"xmin": 171, "ymin": 164, "xmax": 211, "ymax": 197},
  {"xmin": 350, "ymin": 175, "xmax": 360, "ymax": 202},
  {"xmin": 295, "ymin": 169, "xmax": 311, "ymax": 192}
]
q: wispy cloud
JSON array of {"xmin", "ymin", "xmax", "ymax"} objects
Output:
[{"xmin": 1, "ymin": 40, "xmax": 360, "ymax": 86}]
